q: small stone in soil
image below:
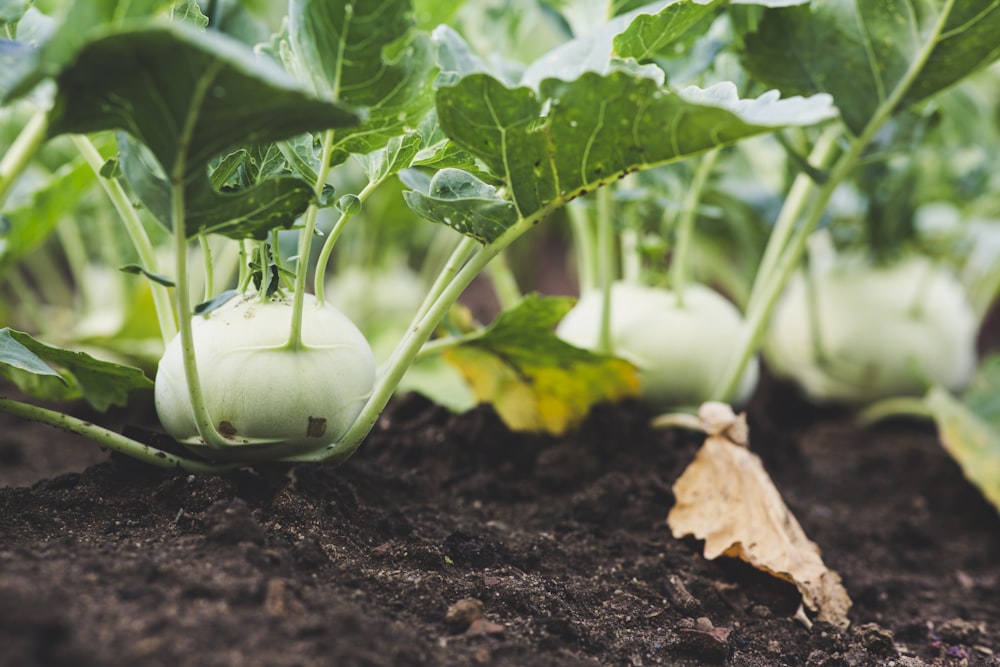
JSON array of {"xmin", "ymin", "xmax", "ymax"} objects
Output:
[
  {"xmin": 445, "ymin": 598, "xmax": 484, "ymax": 632},
  {"xmin": 937, "ymin": 618, "xmax": 981, "ymax": 645},
  {"xmin": 853, "ymin": 622, "xmax": 896, "ymax": 657},
  {"xmin": 465, "ymin": 618, "xmax": 504, "ymax": 637},
  {"xmin": 204, "ymin": 498, "xmax": 265, "ymax": 545},
  {"xmin": 675, "ymin": 617, "xmax": 731, "ymax": 663}
]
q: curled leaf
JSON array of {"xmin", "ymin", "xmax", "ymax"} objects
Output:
[{"xmin": 667, "ymin": 404, "xmax": 852, "ymax": 628}]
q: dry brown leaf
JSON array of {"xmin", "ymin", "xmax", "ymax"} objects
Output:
[{"xmin": 667, "ymin": 405, "xmax": 852, "ymax": 628}]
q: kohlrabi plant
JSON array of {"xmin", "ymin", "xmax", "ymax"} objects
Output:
[{"xmin": 0, "ymin": 0, "xmax": 997, "ymax": 476}]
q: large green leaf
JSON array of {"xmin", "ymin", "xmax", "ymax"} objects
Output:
[
  {"xmin": 115, "ymin": 132, "xmax": 317, "ymax": 240},
  {"xmin": 287, "ymin": 0, "xmax": 436, "ymax": 162},
  {"xmin": 0, "ymin": 327, "xmax": 153, "ymax": 410},
  {"xmin": 427, "ymin": 70, "xmax": 834, "ymax": 241},
  {"xmin": 612, "ymin": 0, "xmax": 724, "ymax": 63},
  {"xmin": 49, "ymin": 25, "xmax": 359, "ymax": 180},
  {"xmin": 3, "ymin": 0, "xmax": 175, "ymax": 102},
  {"xmin": 442, "ymin": 295, "xmax": 640, "ymax": 435},
  {"xmin": 742, "ymin": 0, "xmax": 1000, "ymax": 136},
  {"xmin": 925, "ymin": 356, "xmax": 1000, "ymax": 515},
  {"xmin": 47, "ymin": 25, "xmax": 360, "ymax": 238}
]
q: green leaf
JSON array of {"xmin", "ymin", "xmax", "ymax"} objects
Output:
[
  {"xmin": 3, "ymin": 0, "xmax": 177, "ymax": 102},
  {"xmin": 169, "ymin": 0, "xmax": 209, "ymax": 28},
  {"xmin": 183, "ymin": 176, "xmax": 316, "ymax": 240},
  {"xmin": 119, "ymin": 263, "xmax": 175, "ymax": 287},
  {"xmin": 435, "ymin": 71, "xmax": 835, "ymax": 231},
  {"xmin": 48, "ymin": 25, "xmax": 360, "ymax": 180},
  {"xmin": 354, "ymin": 132, "xmax": 423, "ymax": 183},
  {"xmin": 442, "ymin": 295, "xmax": 640, "ymax": 435},
  {"xmin": 742, "ymin": 1, "xmax": 1000, "ymax": 136},
  {"xmin": 612, "ymin": 0, "xmax": 724, "ymax": 64},
  {"xmin": 520, "ymin": 2, "xmax": 668, "ymax": 90},
  {"xmin": 287, "ymin": 0, "xmax": 437, "ymax": 162},
  {"xmin": 925, "ymin": 357, "xmax": 1000, "ymax": 515},
  {"xmin": 412, "ymin": 0, "xmax": 463, "ymax": 29},
  {"xmin": 0, "ymin": 328, "xmax": 65, "ymax": 381},
  {"xmin": 402, "ymin": 167, "xmax": 518, "ymax": 244},
  {"xmin": 0, "ymin": 327, "xmax": 153, "ymax": 410},
  {"xmin": 116, "ymin": 132, "xmax": 314, "ymax": 240}
]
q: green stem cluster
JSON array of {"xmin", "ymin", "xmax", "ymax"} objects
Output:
[{"xmin": 711, "ymin": 0, "xmax": 958, "ymax": 402}]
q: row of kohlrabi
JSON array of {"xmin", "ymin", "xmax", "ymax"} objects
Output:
[{"xmin": 0, "ymin": 0, "xmax": 998, "ymax": 472}]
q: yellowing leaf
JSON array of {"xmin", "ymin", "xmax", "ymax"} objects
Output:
[
  {"xmin": 925, "ymin": 355, "xmax": 1000, "ymax": 514},
  {"xmin": 442, "ymin": 295, "xmax": 639, "ymax": 435},
  {"xmin": 667, "ymin": 404, "xmax": 852, "ymax": 628}
]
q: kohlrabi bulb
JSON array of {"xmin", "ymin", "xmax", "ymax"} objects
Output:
[
  {"xmin": 556, "ymin": 282, "xmax": 759, "ymax": 410},
  {"xmin": 765, "ymin": 254, "xmax": 977, "ymax": 404},
  {"xmin": 155, "ymin": 292, "xmax": 375, "ymax": 460}
]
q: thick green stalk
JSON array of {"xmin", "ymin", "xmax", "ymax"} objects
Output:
[
  {"xmin": 287, "ymin": 130, "xmax": 336, "ymax": 348},
  {"xmin": 170, "ymin": 62, "xmax": 231, "ymax": 450},
  {"xmin": 406, "ymin": 235, "xmax": 478, "ymax": 333},
  {"xmin": 596, "ymin": 185, "xmax": 615, "ymax": 355},
  {"xmin": 712, "ymin": 0, "xmax": 959, "ymax": 402},
  {"xmin": 199, "ymin": 234, "xmax": 214, "ymax": 303},
  {"xmin": 309, "ymin": 206, "xmax": 556, "ymax": 465},
  {"xmin": 670, "ymin": 148, "xmax": 719, "ymax": 308},
  {"xmin": 567, "ymin": 202, "xmax": 597, "ymax": 292},
  {"xmin": 171, "ymin": 183, "xmax": 230, "ymax": 450},
  {"xmin": 0, "ymin": 397, "xmax": 237, "ymax": 473},
  {"xmin": 0, "ymin": 109, "xmax": 48, "ymax": 209},
  {"xmin": 72, "ymin": 135, "xmax": 177, "ymax": 342},
  {"xmin": 746, "ymin": 126, "xmax": 840, "ymax": 314}
]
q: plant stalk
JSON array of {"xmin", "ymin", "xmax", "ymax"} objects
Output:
[
  {"xmin": 0, "ymin": 397, "xmax": 237, "ymax": 473},
  {"xmin": 287, "ymin": 129, "xmax": 336, "ymax": 348},
  {"xmin": 596, "ymin": 185, "xmax": 615, "ymax": 355},
  {"xmin": 0, "ymin": 109, "xmax": 48, "ymax": 209},
  {"xmin": 671, "ymin": 148, "xmax": 719, "ymax": 307},
  {"xmin": 567, "ymin": 202, "xmax": 597, "ymax": 292},
  {"xmin": 72, "ymin": 134, "xmax": 177, "ymax": 342},
  {"xmin": 313, "ymin": 176, "xmax": 382, "ymax": 305}
]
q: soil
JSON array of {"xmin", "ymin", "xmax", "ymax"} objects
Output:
[{"xmin": 1, "ymin": 379, "xmax": 999, "ymax": 667}]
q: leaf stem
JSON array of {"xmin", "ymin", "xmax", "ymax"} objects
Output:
[
  {"xmin": 567, "ymin": 201, "xmax": 597, "ymax": 292},
  {"xmin": 313, "ymin": 176, "xmax": 382, "ymax": 305},
  {"xmin": 713, "ymin": 0, "xmax": 960, "ymax": 403},
  {"xmin": 71, "ymin": 135, "xmax": 177, "ymax": 343},
  {"xmin": 856, "ymin": 395, "xmax": 934, "ymax": 427},
  {"xmin": 671, "ymin": 148, "xmax": 719, "ymax": 308},
  {"xmin": 0, "ymin": 396, "xmax": 238, "ymax": 473},
  {"xmin": 746, "ymin": 126, "xmax": 840, "ymax": 314},
  {"xmin": 199, "ymin": 233, "xmax": 214, "ymax": 303},
  {"xmin": 0, "ymin": 108, "xmax": 48, "ymax": 209},
  {"xmin": 288, "ymin": 130, "xmax": 336, "ymax": 348},
  {"xmin": 309, "ymin": 206, "xmax": 554, "ymax": 464},
  {"xmin": 596, "ymin": 185, "xmax": 615, "ymax": 355}
]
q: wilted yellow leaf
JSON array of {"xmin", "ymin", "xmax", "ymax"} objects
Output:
[
  {"xmin": 442, "ymin": 295, "xmax": 639, "ymax": 435},
  {"xmin": 667, "ymin": 404, "xmax": 852, "ymax": 628},
  {"xmin": 926, "ymin": 386, "xmax": 1000, "ymax": 514}
]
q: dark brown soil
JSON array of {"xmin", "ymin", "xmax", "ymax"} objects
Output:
[{"xmin": 1, "ymin": 381, "xmax": 999, "ymax": 667}]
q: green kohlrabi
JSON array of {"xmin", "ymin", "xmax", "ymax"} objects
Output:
[{"xmin": 0, "ymin": 0, "xmax": 997, "ymax": 474}]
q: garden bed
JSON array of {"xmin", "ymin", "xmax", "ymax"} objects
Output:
[{"xmin": 2, "ymin": 380, "xmax": 998, "ymax": 667}]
